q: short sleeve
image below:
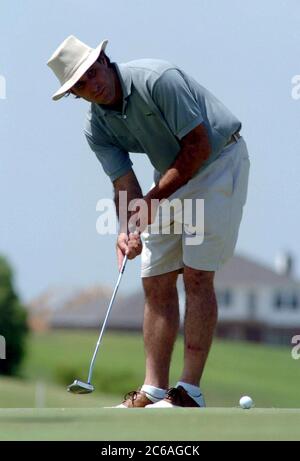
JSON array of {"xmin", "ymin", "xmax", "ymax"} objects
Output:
[
  {"xmin": 84, "ymin": 118, "xmax": 133, "ymax": 182},
  {"xmin": 152, "ymin": 69, "xmax": 204, "ymax": 140}
]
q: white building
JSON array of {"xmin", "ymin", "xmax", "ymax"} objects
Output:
[{"xmin": 213, "ymin": 253, "xmax": 300, "ymax": 344}]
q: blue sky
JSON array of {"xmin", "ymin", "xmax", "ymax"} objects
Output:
[{"xmin": 0, "ymin": 0, "xmax": 299, "ymax": 301}]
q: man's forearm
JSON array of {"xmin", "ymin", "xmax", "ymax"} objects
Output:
[
  {"xmin": 145, "ymin": 164, "xmax": 187, "ymax": 203},
  {"xmin": 145, "ymin": 124, "xmax": 211, "ymax": 204},
  {"xmin": 113, "ymin": 171, "xmax": 143, "ymax": 233},
  {"xmin": 113, "ymin": 125, "xmax": 210, "ymax": 232}
]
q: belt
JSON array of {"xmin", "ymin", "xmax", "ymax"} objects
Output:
[{"xmin": 225, "ymin": 131, "xmax": 241, "ymax": 147}]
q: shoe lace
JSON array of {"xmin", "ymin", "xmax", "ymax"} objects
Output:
[
  {"xmin": 165, "ymin": 387, "xmax": 184, "ymax": 405},
  {"xmin": 123, "ymin": 390, "xmax": 140, "ymax": 403}
]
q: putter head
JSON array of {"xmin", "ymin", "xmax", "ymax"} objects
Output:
[{"xmin": 67, "ymin": 380, "xmax": 94, "ymax": 394}]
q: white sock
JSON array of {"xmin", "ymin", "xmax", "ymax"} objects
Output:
[
  {"xmin": 176, "ymin": 381, "xmax": 202, "ymax": 397},
  {"xmin": 141, "ymin": 385, "xmax": 167, "ymax": 403}
]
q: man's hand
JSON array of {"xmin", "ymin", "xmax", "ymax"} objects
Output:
[{"xmin": 116, "ymin": 232, "xmax": 142, "ymax": 270}]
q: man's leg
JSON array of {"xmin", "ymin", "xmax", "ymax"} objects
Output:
[
  {"xmin": 179, "ymin": 266, "xmax": 218, "ymax": 385},
  {"xmin": 143, "ymin": 270, "xmax": 180, "ymax": 389}
]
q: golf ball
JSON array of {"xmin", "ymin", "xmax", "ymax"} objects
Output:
[{"xmin": 239, "ymin": 395, "xmax": 253, "ymax": 409}]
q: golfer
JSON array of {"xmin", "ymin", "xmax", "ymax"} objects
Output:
[{"xmin": 48, "ymin": 36, "xmax": 250, "ymax": 408}]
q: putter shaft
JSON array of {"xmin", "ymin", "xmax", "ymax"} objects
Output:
[{"xmin": 87, "ymin": 255, "xmax": 128, "ymax": 384}]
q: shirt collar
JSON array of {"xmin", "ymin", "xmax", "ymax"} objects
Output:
[{"xmin": 114, "ymin": 62, "xmax": 132, "ymax": 99}]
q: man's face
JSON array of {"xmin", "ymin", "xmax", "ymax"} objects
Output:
[{"xmin": 71, "ymin": 57, "xmax": 118, "ymax": 104}]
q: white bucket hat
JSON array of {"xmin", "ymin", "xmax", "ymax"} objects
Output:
[{"xmin": 47, "ymin": 35, "xmax": 108, "ymax": 101}]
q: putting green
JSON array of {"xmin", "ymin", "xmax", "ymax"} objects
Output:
[{"xmin": 0, "ymin": 408, "xmax": 299, "ymax": 441}]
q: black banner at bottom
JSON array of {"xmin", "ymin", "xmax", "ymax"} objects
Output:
[{"xmin": 0, "ymin": 440, "xmax": 284, "ymax": 456}]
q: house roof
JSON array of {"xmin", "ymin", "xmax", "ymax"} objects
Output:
[
  {"xmin": 215, "ymin": 253, "xmax": 298, "ymax": 286},
  {"xmin": 50, "ymin": 289, "xmax": 144, "ymax": 330}
]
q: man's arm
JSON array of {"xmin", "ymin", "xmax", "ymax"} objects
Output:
[
  {"xmin": 112, "ymin": 123, "xmax": 210, "ymax": 263},
  {"xmin": 113, "ymin": 170, "xmax": 143, "ymax": 233},
  {"xmin": 145, "ymin": 123, "xmax": 211, "ymax": 204},
  {"xmin": 113, "ymin": 170, "xmax": 143, "ymax": 268}
]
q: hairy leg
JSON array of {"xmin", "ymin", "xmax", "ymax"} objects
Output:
[
  {"xmin": 180, "ymin": 266, "xmax": 218, "ymax": 385},
  {"xmin": 143, "ymin": 270, "xmax": 180, "ymax": 389}
]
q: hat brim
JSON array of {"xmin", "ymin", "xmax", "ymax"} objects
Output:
[{"xmin": 52, "ymin": 39, "xmax": 108, "ymax": 101}]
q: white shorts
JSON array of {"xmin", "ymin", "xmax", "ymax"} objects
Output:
[{"xmin": 141, "ymin": 137, "xmax": 250, "ymax": 277}]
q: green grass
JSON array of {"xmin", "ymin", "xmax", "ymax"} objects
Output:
[
  {"xmin": 1, "ymin": 331, "xmax": 299, "ymax": 441},
  {"xmin": 0, "ymin": 408, "xmax": 300, "ymax": 441},
  {"xmin": 17, "ymin": 330, "xmax": 300, "ymax": 408},
  {"xmin": 0, "ymin": 376, "xmax": 115, "ymax": 408}
]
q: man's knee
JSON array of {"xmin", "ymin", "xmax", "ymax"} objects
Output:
[
  {"xmin": 142, "ymin": 270, "xmax": 179, "ymax": 302},
  {"xmin": 183, "ymin": 265, "xmax": 215, "ymax": 294}
]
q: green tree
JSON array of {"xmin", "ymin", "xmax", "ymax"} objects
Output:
[{"xmin": 0, "ymin": 255, "xmax": 28, "ymax": 375}]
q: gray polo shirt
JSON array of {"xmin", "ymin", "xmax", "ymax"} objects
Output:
[{"xmin": 84, "ymin": 59, "xmax": 241, "ymax": 182}]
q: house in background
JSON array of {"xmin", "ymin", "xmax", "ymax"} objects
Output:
[
  {"xmin": 28, "ymin": 253, "xmax": 300, "ymax": 345},
  {"xmin": 214, "ymin": 253, "xmax": 300, "ymax": 344}
]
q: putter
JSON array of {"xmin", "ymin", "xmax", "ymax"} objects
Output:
[{"xmin": 67, "ymin": 255, "xmax": 128, "ymax": 394}]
